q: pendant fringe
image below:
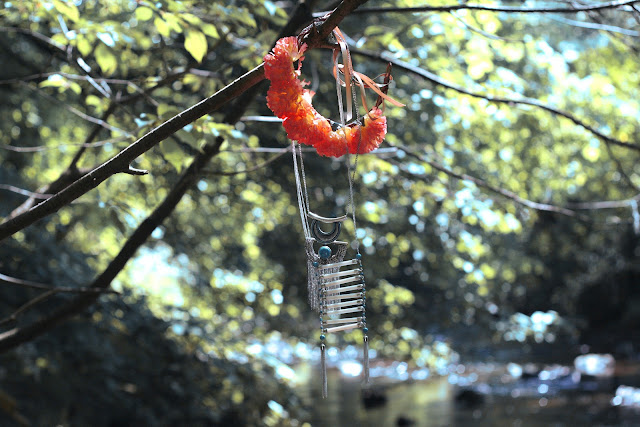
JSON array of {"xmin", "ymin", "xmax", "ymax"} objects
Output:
[
  {"xmin": 363, "ymin": 335, "xmax": 369, "ymax": 384},
  {"xmin": 321, "ymin": 343, "xmax": 328, "ymax": 398}
]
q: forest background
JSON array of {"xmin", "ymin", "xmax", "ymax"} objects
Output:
[{"xmin": 0, "ymin": 0, "xmax": 639, "ymax": 425}]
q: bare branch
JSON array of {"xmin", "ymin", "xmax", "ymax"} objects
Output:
[
  {"xmin": 0, "ymin": 290, "xmax": 58, "ymax": 327},
  {"xmin": 0, "ymin": 135, "xmax": 130, "ymax": 153},
  {"xmin": 451, "ymin": 11, "xmax": 525, "ymax": 43},
  {"xmin": 566, "ymin": 196, "xmax": 640, "ymax": 210},
  {"xmin": 122, "ymin": 166, "xmax": 149, "ymax": 176},
  {"xmin": 0, "ymin": 26, "xmax": 66, "ymax": 51},
  {"xmin": 0, "ymin": 71, "xmax": 141, "ymax": 86},
  {"xmin": 352, "ymin": 49, "xmax": 640, "ymax": 153},
  {"xmin": 394, "ymin": 145, "xmax": 640, "ymax": 215},
  {"xmin": 22, "ymin": 83, "xmax": 131, "ymax": 136},
  {"xmin": 547, "ymin": 14, "xmax": 639, "ymax": 36},
  {"xmin": 396, "ymin": 144, "xmax": 580, "ymax": 217},
  {"xmin": 603, "ymin": 143, "xmax": 640, "ymax": 192},
  {"xmin": 205, "ymin": 150, "xmax": 291, "ymax": 176},
  {"xmin": 319, "ymin": 0, "xmax": 640, "ymax": 16},
  {"xmin": 0, "ymin": 272, "xmax": 118, "ymax": 294},
  {"xmin": 0, "ymin": 184, "xmax": 52, "ymax": 199}
]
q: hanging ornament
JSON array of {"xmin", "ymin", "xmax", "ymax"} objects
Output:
[{"xmin": 264, "ymin": 25, "xmax": 403, "ymax": 398}]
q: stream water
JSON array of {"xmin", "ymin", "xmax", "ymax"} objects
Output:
[{"xmin": 295, "ymin": 362, "xmax": 640, "ymax": 426}]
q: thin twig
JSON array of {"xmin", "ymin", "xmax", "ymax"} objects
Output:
[
  {"xmin": 320, "ymin": 0, "xmax": 640, "ymax": 16},
  {"xmin": 566, "ymin": 196, "xmax": 640, "ymax": 209},
  {"xmin": 0, "ymin": 71, "xmax": 140, "ymax": 86},
  {"xmin": 22, "ymin": 83, "xmax": 131, "ymax": 136},
  {"xmin": 205, "ymin": 149, "xmax": 290, "ymax": 176},
  {"xmin": 0, "ymin": 135, "xmax": 131, "ymax": 153},
  {"xmin": 451, "ymin": 11, "xmax": 525, "ymax": 43},
  {"xmin": 0, "ymin": 184, "xmax": 52, "ymax": 200},
  {"xmin": 396, "ymin": 145, "xmax": 579, "ymax": 217},
  {"xmin": 0, "ymin": 272, "xmax": 119, "ymax": 293},
  {"xmin": 546, "ymin": 14, "xmax": 639, "ymax": 36},
  {"xmin": 0, "ymin": 26, "xmax": 66, "ymax": 51},
  {"xmin": 0, "ymin": 290, "xmax": 58, "ymax": 327},
  {"xmin": 352, "ymin": 49, "xmax": 640, "ymax": 153},
  {"xmin": 603, "ymin": 142, "xmax": 640, "ymax": 192}
]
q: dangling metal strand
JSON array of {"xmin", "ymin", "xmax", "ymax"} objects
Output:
[
  {"xmin": 321, "ymin": 343, "xmax": 328, "ymax": 399},
  {"xmin": 363, "ymin": 335, "xmax": 370, "ymax": 383}
]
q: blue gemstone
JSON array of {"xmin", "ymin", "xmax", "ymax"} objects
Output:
[
  {"xmin": 313, "ymin": 261, "xmax": 319, "ymax": 267},
  {"xmin": 363, "ymin": 327, "xmax": 368, "ymax": 333},
  {"xmin": 318, "ymin": 246, "xmax": 332, "ymax": 259},
  {"xmin": 356, "ymin": 253, "xmax": 362, "ymax": 260},
  {"xmin": 320, "ymin": 334, "xmax": 326, "ymax": 340}
]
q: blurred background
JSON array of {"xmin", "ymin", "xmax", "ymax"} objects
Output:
[{"xmin": 1, "ymin": 0, "xmax": 639, "ymax": 425}]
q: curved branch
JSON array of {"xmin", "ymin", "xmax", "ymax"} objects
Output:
[
  {"xmin": 0, "ymin": 272, "xmax": 117, "ymax": 293},
  {"xmin": 205, "ymin": 149, "xmax": 290, "ymax": 176},
  {"xmin": 393, "ymin": 145, "xmax": 640, "ymax": 216},
  {"xmin": 396, "ymin": 144, "xmax": 580, "ymax": 217},
  {"xmin": 547, "ymin": 14, "xmax": 639, "ymax": 36},
  {"xmin": 352, "ymin": 49, "xmax": 640, "ymax": 153},
  {"xmin": 0, "ymin": 184, "xmax": 51, "ymax": 200},
  {"xmin": 319, "ymin": 0, "xmax": 640, "ymax": 15}
]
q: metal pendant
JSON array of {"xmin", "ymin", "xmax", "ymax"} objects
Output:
[{"xmin": 308, "ymin": 211, "xmax": 347, "ymax": 244}]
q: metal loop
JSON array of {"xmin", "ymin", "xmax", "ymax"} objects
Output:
[{"xmin": 312, "ymin": 220, "xmax": 341, "ymax": 243}]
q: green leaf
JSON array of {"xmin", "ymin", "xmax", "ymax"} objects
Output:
[
  {"xmin": 95, "ymin": 44, "xmax": 118, "ymax": 75},
  {"xmin": 181, "ymin": 13, "xmax": 202, "ymax": 26},
  {"xmin": 39, "ymin": 74, "xmax": 65, "ymax": 88},
  {"xmin": 76, "ymin": 36, "xmax": 92, "ymax": 56},
  {"xmin": 86, "ymin": 95, "xmax": 102, "ymax": 109},
  {"xmin": 135, "ymin": 6, "xmax": 154, "ymax": 22},
  {"xmin": 164, "ymin": 13, "xmax": 184, "ymax": 34},
  {"xmin": 184, "ymin": 29, "xmax": 207, "ymax": 62},
  {"xmin": 154, "ymin": 17, "xmax": 170, "ymax": 38},
  {"xmin": 53, "ymin": 0, "xmax": 79, "ymax": 22},
  {"xmin": 201, "ymin": 23, "xmax": 219, "ymax": 39},
  {"xmin": 160, "ymin": 140, "xmax": 187, "ymax": 172}
]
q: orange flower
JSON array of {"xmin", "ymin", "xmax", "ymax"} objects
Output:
[{"xmin": 263, "ymin": 36, "xmax": 388, "ymax": 158}]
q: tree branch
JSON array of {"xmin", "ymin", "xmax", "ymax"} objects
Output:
[
  {"xmin": 205, "ymin": 149, "xmax": 291, "ymax": 176},
  {"xmin": 0, "ymin": 185, "xmax": 52, "ymax": 200},
  {"xmin": 352, "ymin": 49, "xmax": 640, "ymax": 153},
  {"xmin": 0, "ymin": 272, "xmax": 118, "ymax": 293},
  {"xmin": 321, "ymin": 0, "xmax": 640, "ymax": 15},
  {"xmin": 546, "ymin": 14, "xmax": 639, "ymax": 36},
  {"xmin": 394, "ymin": 144, "xmax": 640, "ymax": 216},
  {"xmin": 395, "ymin": 144, "xmax": 580, "ymax": 217}
]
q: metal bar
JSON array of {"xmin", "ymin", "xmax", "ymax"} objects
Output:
[
  {"xmin": 323, "ymin": 275, "xmax": 362, "ymax": 287},
  {"xmin": 320, "ymin": 268, "xmax": 362, "ymax": 280},
  {"xmin": 318, "ymin": 259, "xmax": 359, "ymax": 270},
  {"xmin": 322, "ymin": 291, "xmax": 363, "ymax": 301},
  {"xmin": 325, "ymin": 322, "xmax": 362, "ymax": 333},
  {"xmin": 325, "ymin": 306, "xmax": 364, "ymax": 316},
  {"xmin": 323, "ymin": 284, "xmax": 364, "ymax": 295},
  {"xmin": 323, "ymin": 316, "xmax": 363, "ymax": 325},
  {"xmin": 325, "ymin": 299, "xmax": 363, "ymax": 309},
  {"xmin": 308, "ymin": 211, "xmax": 348, "ymax": 223}
]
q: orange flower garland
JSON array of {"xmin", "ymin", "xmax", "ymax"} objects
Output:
[{"xmin": 263, "ymin": 36, "xmax": 388, "ymax": 158}]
